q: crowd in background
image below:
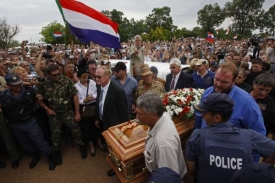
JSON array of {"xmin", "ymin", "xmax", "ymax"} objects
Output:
[{"xmin": 0, "ymin": 34, "xmax": 274, "ymax": 180}]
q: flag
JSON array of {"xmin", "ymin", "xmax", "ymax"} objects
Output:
[
  {"xmin": 233, "ymin": 34, "xmax": 238, "ymax": 39},
  {"xmin": 55, "ymin": 0, "xmax": 121, "ymax": 48},
  {"xmin": 53, "ymin": 31, "xmax": 63, "ymax": 38},
  {"xmin": 206, "ymin": 32, "xmax": 215, "ymax": 43}
]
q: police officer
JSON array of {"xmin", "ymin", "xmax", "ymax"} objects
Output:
[
  {"xmin": 185, "ymin": 93, "xmax": 275, "ymax": 183},
  {"xmin": 0, "ymin": 73, "xmax": 56, "ymax": 171}
]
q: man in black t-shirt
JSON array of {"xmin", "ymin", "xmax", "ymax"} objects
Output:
[{"xmin": 250, "ymin": 73, "xmax": 275, "ymax": 140}]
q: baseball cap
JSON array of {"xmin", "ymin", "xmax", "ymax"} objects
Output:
[
  {"xmin": 195, "ymin": 93, "xmax": 234, "ymax": 113},
  {"xmin": 150, "ymin": 66, "xmax": 158, "ymax": 74},
  {"xmin": 101, "ymin": 60, "xmax": 110, "ymax": 65},
  {"xmin": 210, "ymin": 61, "xmax": 219, "ymax": 68},
  {"xmin": 111, "ymin": 62, "xmax": 126, "ymax": 72},
  {"xmin": 146, "ymin": 167, "xmax": 181, "ymax": 183},
  {"xmin": 195, "ymin": 59, "xmax": 208, "ymax": 66},
  {"xmin": 5, "ymin": 73, "xmax": 22, "ymax": 86}
]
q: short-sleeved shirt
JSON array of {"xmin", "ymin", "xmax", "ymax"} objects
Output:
[
  {"xmin": 111, "ymin": 75, "xmax": 138, "ymax": 115},
  {"xmin": 36, "ymin": 75, "xmax": 78, "ymax": 113},
  {"xmin": 144, "ymin": 113, "xmax": 186, "ymax": 178}
]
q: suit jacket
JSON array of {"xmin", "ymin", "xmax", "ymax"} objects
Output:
[
  {"xmin": 165, "ymin": 72, "xmax": 193, "ymax": 92},
  {"xmin": 96, "ymin": 80, "xmax": 129, "ymax": 130}
]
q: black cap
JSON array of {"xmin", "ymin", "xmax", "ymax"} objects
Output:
[
  {"xmin": 5, "ymin": 73, "xmax": 22, "ymax": 86},
  {"xmin": 150, "ymin": 66, "xmax": 158, "ymax": 74},
  {"xmin": 111, "ymin": 62, "xmax": 126, "ymax": 72},
  {"xmin": 195, "ymin": 93, "xmax": 234, "ymax": 113},
  {"xmin": 77, "ymin": 68, "xmax": 88, "ymax": 77},
  {"xmin": 211, "ymin": 61, "xmax": 219, "ymax": 67}
]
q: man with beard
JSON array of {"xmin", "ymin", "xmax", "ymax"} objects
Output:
[{"xmin": 195, "ymin": 62, "xmax": 265, "ymax": 162}]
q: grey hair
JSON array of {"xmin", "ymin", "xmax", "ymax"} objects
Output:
[
  {"xmin": 17, "ymin": 60, "xmax": 28, "ymax": 66},
  {"xmin": 169, "ymin": 58, "xmax": 182, "ymax": 68},
  {"xmin": 136, "ymin": 93, "xmax": 164, "ymax": 117},
  {"xmin": 253, "ymin": 73, "xmax": 275, "ymax": 88},
  {"xmin": 134, "ymin": 35, "xmax": 142, "ymax": 41}
]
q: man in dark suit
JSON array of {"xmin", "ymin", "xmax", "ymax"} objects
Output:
[
  {"xmin": 165, "ymin": 58, "xmax": 193, "ymax": 92},
  {"xmin": 94, "ymin": 66, "xmax": 129, "ymax": 177}
]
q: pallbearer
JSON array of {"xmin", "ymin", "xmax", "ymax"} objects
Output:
[{"xmin": 185, "ymin": 93, "xmax": 275, "ymax": 183}]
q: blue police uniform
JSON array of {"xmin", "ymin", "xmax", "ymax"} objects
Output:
[
  {"xmin": 0, "ymin": 80, "xmax": 52, "ymax": 157},
  {"xmin": 186, "ymin": 121, "xmax": 275, "ymax": 183}
]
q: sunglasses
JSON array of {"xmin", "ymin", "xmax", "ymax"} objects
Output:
[
  {"xmin": 95, "ymin": 75, "xmax": 104, "ymax": 79},
  {"xmin": 50, "ymin": 73, "xmax": 60, "ymax": 77}
]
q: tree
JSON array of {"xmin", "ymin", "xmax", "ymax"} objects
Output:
[
  {"xmin": 145, "ymin": 7, "xmax": 173, "ymax": 31},
  {"xmin": 264, "ymin": 4, "xmax": 275, "ymax": 35},
  {"xmin": 197, "ymin": 3, "xmax": 225, "ymax": 32},
  {"xmin": 0, "ymin": 18, "xmax": 20, "ymax": 49},
  {"xmin": 224, "ymin": 0, "xmax": 265, "ymax": 35},
  {"xmin": 39, "ymin": 20, "xmax": 65, "ymax": 44}
]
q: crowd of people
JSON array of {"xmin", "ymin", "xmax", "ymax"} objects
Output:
[{"xmin": 0, "ymin": 33, "xmax": 275, "ymax": 182}]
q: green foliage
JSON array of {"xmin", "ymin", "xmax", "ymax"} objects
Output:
[
  {"xmin": 197, "ymin": 3, "xmax": 225, "ymax": 32},
  {"xmin": 145, "ymin": 7, "xmax": 173, "ymax": 31},
  {"xmin": 224, "ymin": 0, "xmax": 265, "ymax": 35},
  {"xmin": 39, "ymin": 20, "xmax": 65, "ymax": 44}
]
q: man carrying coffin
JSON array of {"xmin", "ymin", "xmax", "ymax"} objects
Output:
[{"xmin": 185, "ymin": 93, "xmax": 275, "ymax": 183}]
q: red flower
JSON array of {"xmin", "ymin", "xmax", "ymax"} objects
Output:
[
  {"xmin": 183, "ymin": 106, "xmax": 190, "ymax": 113},
  {"xmin": 189, "ymin": 88, "xmax": 193, "ymax": 92},
  {"xmin": 163, "ymin": 98, "xmax": 169, "ymax": 105},
  {"xmin": 177, "ymin": 99, "xmax": 183, "ymax": 106}
]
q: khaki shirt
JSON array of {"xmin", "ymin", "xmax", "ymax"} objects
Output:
[
  {"xmin": 135, "ymin": 80, "xmax": 164, "ymax": 100},
  {"xmin": 129, "ymin": 45, "xmax": 145, "ymax": 76}
]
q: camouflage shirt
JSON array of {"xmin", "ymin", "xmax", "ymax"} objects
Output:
[
  {"xmin": 135, "ymin": 80, "xmax": 164, "ymax": 100},
  {"xmin": 37, "ymin": 75, "xmax": 77, "ymax": 113}
]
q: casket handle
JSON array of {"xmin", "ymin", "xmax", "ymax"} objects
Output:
[{"xmin": 142, "ymin": 167, "xmax": 148, "ymax": 171}]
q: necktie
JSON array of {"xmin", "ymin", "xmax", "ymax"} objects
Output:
[
  {"xmin": 170, "ymin": 75, "xmax": 176, "ymax": 91},
  {"xmin": 99, "ymin": 89, "xmax": 104, "ymax": 120}
]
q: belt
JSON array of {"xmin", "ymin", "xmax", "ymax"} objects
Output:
[{"xmin": 81, "ymin": 102, "xmax": 96, "ymax": 107}]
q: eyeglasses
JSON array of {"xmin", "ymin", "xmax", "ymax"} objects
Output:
[
  {"xmin": 50, "ymin": 73, "xmax": 60, "ymax": 77},
  {"xmin": 95, "ymin": 75, "xmax": 104, "ymax": 79}
]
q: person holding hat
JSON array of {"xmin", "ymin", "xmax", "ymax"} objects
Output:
[
  {"xmin": 185, "ymin": 93, "xmax": 275, "ymax": 183},
  {"xmin": 192, "ymin": 59, "xmax": 214, "ymax": 89},
  {"xmin": 135, "ymin": 65, "xmax": 164, "ymax": 100},
  {"xmin": 111, "ymin": 62, "xmax": 137, "ymax": 119},
  {"xmin": 0, "ymin": 73, "xmax": 56, "ymax": 170}
]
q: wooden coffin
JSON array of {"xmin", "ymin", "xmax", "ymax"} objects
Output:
[{"xmin": 102, "ymin": 117, "xmax": 194, "ymax": 183}]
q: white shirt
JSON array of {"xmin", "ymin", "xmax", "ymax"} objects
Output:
[
  {"xmin": 100, "ymin": 80, "xmax": 111, "ymax": 113},
  {"xmin": 171, "ymin": 72, "xmax": 181, "ymax": 90},
  {"xmin": 144, "ymin": 113, "xmax": 186, "ymax": 178},
  {"xmin": 75, "ymin": 79, "xmax": 97, "ymax": 105}
]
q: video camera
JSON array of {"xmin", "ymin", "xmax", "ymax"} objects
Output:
[{"xmin": 42, "ymin": 45, "xmax": 53, "ymax": 58}]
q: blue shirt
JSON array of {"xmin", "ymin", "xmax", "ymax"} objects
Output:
[
  {"xmin": 111, "ymin": 75, "xmax": 137, "ymax": 115},
  {"xmin": 192, "ymin": 71, "xmax": 214, "ymax": 89},
  {"xmin": 195, "ymin": 85, "xmax": 266, "ymax": 136}
]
